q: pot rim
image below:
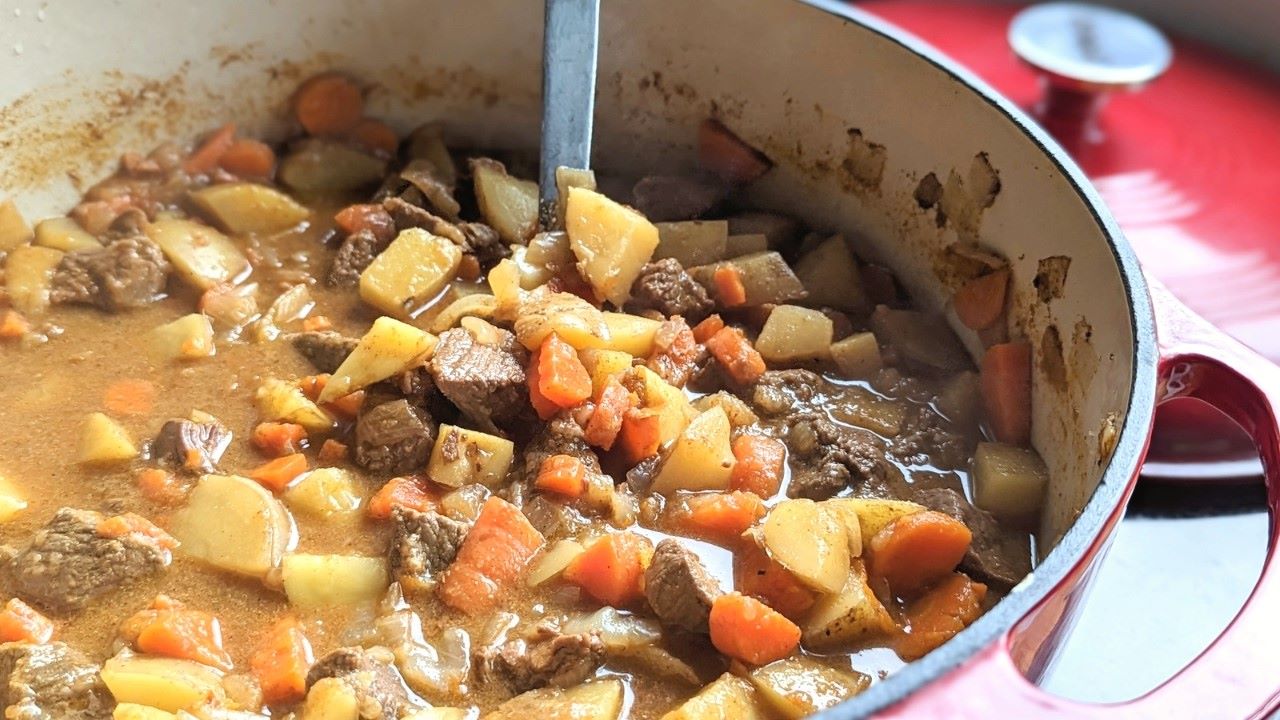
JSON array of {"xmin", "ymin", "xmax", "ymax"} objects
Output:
[{"xmin": 793, "ymin": 0, "xmax": 1160, "ymax": 715}]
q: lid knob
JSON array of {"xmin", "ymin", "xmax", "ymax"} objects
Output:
[{"xmin": 1009, "ymin": 2, "xmax": 1172, "ymax": 144}]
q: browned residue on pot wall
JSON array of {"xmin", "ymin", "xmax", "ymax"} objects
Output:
[
  {"xmin": 1035, "ymin": 255, "xmax": 1072, "ymax": 302},
  {"xmin": 838, "ymin": 129, "xmax": 887, "ymax": 195},
  {"xmin": 1041, "ymin": 324, "xmax": 1068, "ymax": 391}
]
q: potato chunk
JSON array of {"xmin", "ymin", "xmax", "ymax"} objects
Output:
[
  {"xmin": 837, "ymin": 498, "xmax": 925, "ymax": 547},
  {"xmin": 5, "ymin": 244, "xmax": 64, "ymax": 314},
  {"xmin": 555, "ymin": 166, "xmax": 597, "ymax": 229},
  {"xmin": 190, "ymin": 182, "xmax": 310, "ymax": 234},
  {"xmin": 802, "ymin": 562, "xmax": 897, "ymax": 649},
  {"xmin": 278, "ymin": 140, "xmax": 387, "ymax": 192},
  {"xmin": 764, "ymin": 499, "xmax": 848, "ymax": 593},
  {"xmin": 78, "ymin": 412, "xmax": 138, "ymax": 464},
  {"xmin": 973, "ymin": 441, "xmax": 1049, "ymax": 521},
  {"xmin": 257, "ymin": 378, "xmax": 335, "ymax": 434},
  {"xmin": 285, "ymin": 468, "xmax": 363, "ymax": 517},
  {"xmin": 755, "ymin": 305, "xmax": 833, "ymax": 364},
  {"xmin": 794, "ymin": 235, "xmax": 869, "ymax": 314},
  {"xmin": 654, "ymin": 220, "xmax": 728, "ymax": 267},
  {"xmin": 34, "ymin": 217, "xmax": 100, "ymax": 252},
  {"xmin": 488, "ymin": 678, "xmax": 624, "ymax": 720},
  {"xmin": 650, "ymin": 407, "xmax": 735, "ymax": 495},
  {"xmin": 320, "ymin": 316, "xmax": 438, "ymax": 402},
  {"xmin": 282, "ymin": 553, "xmax": 388, "ymax": 608},
  {"xmin": 830, "ymin": 332, "xmax": 882, "ymax": 378},
  {"xmin": 597, "ymin": 312, "xmax": 661, "ymax": 356},
  {"xmin": 359, "ymin": 228, "xmax": 462, "ymax": 318},
  {"xmin": 566, "ymin": 187, "xmax": 660, "ymax": 306},
  {"xmin": 0, "ymin": 198, "xmax": 33, "ymax": 252},
  {"xmin": 100, "ymin": 652, "xmax": 226, "ymax": 713},
  {"xmin": 749, "ymin": 657, "xmax": 871, "ymax": 719},
  {"xmin": 691, "ymin": 252, "xmax": 806, "ymax": 307},
  {"xmin": 171, "ymin": 474, "xmax": 294, "ymax": 578},
  {"xmin": 145, "ymin": 218, "xmax": 249, "ymax": 291},
  {"xmin": 662, "ymin": 673, "xmax": 767, "ymax": 720},
  {"xmin": 151, "ymin": 313, "xmax": 216, "ymax": 362},
  {"xmin": 426, "ymin": 425, "xmax": 515, "ymax": 488},
  {"xmin": 473, "ymin": 158, "xmax": 539, "ymax": 244}
]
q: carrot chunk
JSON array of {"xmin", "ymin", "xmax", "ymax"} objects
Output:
[
  {"xmin": 709, "ymin": 592, "xmax": 801, "ymax": 665},
  {"xmin": 122, "ymin": 596, "xmax": 233, "ymax": 671},
  {"xmin": 218, "ymin": 138, "xmax": 277, "ymax": 178},
  {"xmin": 980, "ymin": 341, "xmax": 1032, "ymax": 446},
  {"xmin": 182, "ymin": 123, "xmax": 237, "ymax": 174},
  {"xmin": 535, "ymin": 454, "xmax": 588, "ymax": 498},
  {"xmin": 333, "ymin": 203, "xmax": 395, "ymax": 241},
  {"xmin": 676, "ymin": 491, "xmax": 766, "ymax": 545},
  {"xmin": 526, "ymin": 347, "xmax": 562, "ymax": 421},
  {"xmin": 713, "ymin": 265, "xmax": 748, "ymax": 308},
  {"xmin": 953, "ymin": 269, "xmax": 1009, "ymax": 331},
  {"xmin": 562, "ymin": 532, "xmax": 654, "ymax": 607},
  {"xmin": 583, "ymin": 377, "xmax": 631, "ymax": 450},
  {"xmin": 733, "ymin": 541, "xmax": 816, "ymax": 621},
  {"xmin": 251, "ymin": 422, "xmax": 308, "ymax": 457},
  {"xmin": 0, "ymin": 310, "xmax": 30, "ymax": 340},
  {"xmin": 136, "ymin": 468, "xmax": 187, "ymax": 506},
  {"xmin": 250, "ymin": 616, "xmax": 313, "ymax": 704},
  {"xmin": 691, "ymin": 314, "xmax": 725, "ymax": 343},
  {"xmin": 705, "ymin": 326, "xmax": 766, "ymax": 384},
  {"xmin": 697, "ymin": 118, "xmax": 773, "ymax": 186},
  {"xmin": 317, "ymin": 438, "xmax": 349, "ymax": 465},
  {"xmin": 537, "ymin": 333, "xmax": 593, "ymax": 409},
  {"xmin": 248, "ymin": 453, "xmax": 308, "ymax": 493},
  {"xmin": 293, "ymin": 73, "xmax": 364, "ymax": 137},
  {"xmin": 618, "ymin": 409, "xmax": 662, "ymax": 465},
  {"xmin": 895, "ymin": 573, "xmax": 988, "ymax": 661},
  {"xmin": 302, "ymin": 315, "xmax": 334, "ymax": 332},
  {"xmin": 439, "ymin": 497, "xmax": 544, "ymax": 614},
  {"xmin": 867, "ymin": 510, "xmax": 972, "ymax": 597},
  {"xmin": 368, "ymin": 476, "xmax": 439, "ymax": 520},
  {"xmin": 103, "ymin": 378, "xmax": 156, "ymax": 417},
  {"xmin": 0, "ymin": 599, "xmax": 54, "ymax": 643},
  {"xmin": 347, "ymin": 118, "xmax": 399, "ymax": 155},
  {"xmin": 729, "ymin": 435, "xmax": 786, "ymax": 497}
]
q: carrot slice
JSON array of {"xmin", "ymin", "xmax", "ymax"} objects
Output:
[
  {"xmin": 535, "ymin": 454, "xmax": 587, "ymax": 498},
  {"xmin": 136, "ymin": 468, "xmax": 187, "ymax": 506},
  {"xmin": 691, "ymin": 314, "xmax": 725, "ymax": 344},
  {"xmin": 709, "ymin": 592, "xmax": 801, "ymax": 665},
  {"xmin": 676, "ymin": 491, "xmax": 766, "ymax": 545},
  {"xmin": 583, "ymin": 377, "xmax": 631, "ymax": 450},
  {"xmin": 868, "ymin": 510, "xmax": 972, "ymax": 597},
  {"xmin": 218, "ymin": 138, "xmax": 276, "ymax": 177},
  {"xmin": 0, "ymin": 598, "xmax": 54, "ymax": 643},
  {"xmin": 368, "ymin": 476, "xmax": 439, "ymax": 520},
  {"xmin": 251, "ymin": 422, "xmax": 308, "ymax": 457},
  {"xmin": 0, "ymin": 309, "xmax": 30, "ymax": 340},
  {"xmin": 293, "ymin": 73, "xmax": 364, "ymax": 136},
  {"xmin": 325, "ymin": 389, "xmax": 365, "ymax": 419},
  {"xmin": 729, "ymin": 435, "xmax": 786, "ymax": 497},
  {"xmin": 734, "ymin": 541, "xmax": 816, "ymax": 620},
  {"xmin": 333, "ymin": 203, "xmax": 395, "ymax": 241},
  {"xmin": 103, "ymin": 378, "xmax": 156, "ymax": 417},
  {"xmin": 618, "ymin": 409, "xmax": 662, "ymax": 465},
  {"xmin": 697, "ymin": 118, "xmax": 773, "ymax": 186},
  {"xmin": 182, "ymin": 123, "xmax": 237, "ymax": 174},
  {"xmin": 980, "ymin": 341, "xmax": 1032, "ymax": 446},
  {"xmin": 248, "ymin": 453, "xmax": 308, "ymax": 493},
  {"xmin": 250, "ymin": 616, "xmax": 313, "ymax": 704},
  {"xmin": 537, "ymin": 333, "xmax": 593, "ymax": 409},
  {"xmin": 895, "ymin": 573, "xmax": 988, "ymax": 661},
  {"xmin": 562, "ymin": 532, "xmax": 654, "ymax": 607},
  {"xmin": 317, "ymin": 438, "xmax": 349, "ymax": 465},
  {"xmin": 439, "ymin": 497, "xmax": 545, "ymax": 614},
  {"xmin": 705, "ymin": 326, "xmax": 766, "ymax": 384},
  {"xmin": 131, "ymin": 606, "xmax": 233, "ymax": 671},
  {"xmin": 526, "ymin": 347, "xmax": 561, "ymax": 420},
  {"xmin": 954, "ymin": 269, "xmax": 1009, "ymax": 331},
  {"xmin": 713, "ymin": 265, "xmax": 748, "ymax": 308},
  {"xmin": 347, "ymin": 118, "xmax": 399, "ymax": 155}
]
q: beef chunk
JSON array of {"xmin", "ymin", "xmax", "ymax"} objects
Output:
[
  {"xmin": 624, "ymin": 455, "xmax": 661, "ymax": 495},
  {"xmin": 49, "ymin": 235, "xmax": 170, "ymax": 311},
  {"xmin": 400, "ymin": 160, "xmax": 461, "ymax": 220},
  {"xmin": 628, "ymin": 259, "xmax": 714, "ymax": 323},
  {"xmin": 152, "ymin": 417, "xmax": 232, "ymax": 474},
  {"xmin": 354, "ymin": 399, "xmax": 436, "ymax": 475},
  {"xmin": 644, "ymin": 539, "xmax": 724, "ymax": 634},
  {"xmin": 915, "ymin": 488, "xmax": 1033, "ymax": 589},
  {"xmin": 306, "ymin": 647, "xmax": 410, "ymax": 718},
  {"xmin": 5, "ymin": 508, "xmax": 174, "ymax": 613},
  {"xmin": 429, "ymin": 327, "xmax": 528, "ymax": 433},
  {"xmin": 389, "ymin": 507, "xmax": 469, "ymax": 589},
  {"xmin": 631, "ymin": 174, "xmax": 728, "ymax": 222},
  {"xmin": 383, "ymin": 195, "xmax": 466, "ymax": 244},
  {"xmin": 289, "ymin": 330, "xmax": 359, "ymax": 374},
  {"xmin": 477, "ymin": 621, "xmax": 605, "ymax": 694},
  {"xmin": 523, "ymin": 415, "xmax": 603, "ymax": 481},
  {"xmin": 0, "ymin": 642, "xmax": 112, "ymax": 719},
  {"xmin": 329, "ymin": 229, "xmax": 389, "ymax": 287},
  {"xmin": 457, "ymin": 221, "xmax": 508, "ymax": 265}
]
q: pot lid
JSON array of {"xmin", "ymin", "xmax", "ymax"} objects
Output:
[{"xmin": 863, "ymin": 0, "xmax": 1280, "ymax": 478}]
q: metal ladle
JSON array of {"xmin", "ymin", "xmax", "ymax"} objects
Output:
[{"xmin": 537, "ymin": 0, "xmax": 600, "ymax": 228}]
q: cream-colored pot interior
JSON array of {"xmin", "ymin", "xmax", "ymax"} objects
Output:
[{"xmin": 0, "ymin": 0, "xmax": 1134, "ymax": 549}]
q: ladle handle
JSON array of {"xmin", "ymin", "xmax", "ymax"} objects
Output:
[{"xmin": 538, "ymin": 0, "xmax": 600, "ymax": 226}]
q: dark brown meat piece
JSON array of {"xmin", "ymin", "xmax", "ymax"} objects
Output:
[
  {"xmin": 914, "ymin": 488, "xmax": 1033, "ymax": 589},
  {"xmin": 631, "ymin": 174, "xmax": 728, "ymax": 222},
  {"xmin": 477, "ymin": 621, "xmax": 605, "ymax": 695},
  {"xmin": 401, "ymin": 160, "xmax": 461, "ymax": 220},
  {"xmin": 523, "ymin": 415, "xmax": 603, "ymax": 482},
  {"xmin": 389, "ymin": 507, "xmax": 469, "ymax": 589},
  {"xmin": 644, "ymin": 539, "xmax": 724, "ymax": 634},
  {"xmin": 429, "ymin": 327, "xmax": 528, "ymax": 434},
  {"xmin": 383, "ymin": 195, "xmax": 466, "ymax": 245},
  {"xmin": 329, "ymin": 228, "xmax": 389, "ymax": 287},
  {"xmin": 5, "ymin": 508, "xmax": 174, "ymax": 614},
  {"xmin": 624, "ymin": 455, "xmax": 661, "ymax": 495},
  {"xmin": 457, "ymin": 221, "xmax": 508, "ymax": 265},
  {"xmin": 152, "ymin": 417, "xmax": 232, "ymax": 474},
  {"xmin": 49, "ymin": 235, "xmax": 170, "ymax": 311},
  {"xmin": 628, "ymin": 258, "xmax": 714, "ymax": 323},
  {"xmin": 289, "ymin": 330, "xmax": 359, "ymax": 374},
  {"xmin": 306, "ymin": 646, "xmax": 411, "ymax": 718},
  {"xmin": 354, "ymin": 399, "xmax": 436, "ymax": 475},
  {"xmin": 0, "ymin": 642, "xmax": 112, "ymax": 719}
]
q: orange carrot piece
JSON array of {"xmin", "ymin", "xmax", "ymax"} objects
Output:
[
  {"xmin": 0, "ymin": 309, "xmax": 29, "ymax": 340},
  {"xmin": 868, "ymin": 511, "xmax": 972, "ymax": 597},
  {"xmin": 0, "ymin": 598, "xmax": 54, "ymax": 643},
  {"xmin": 980, "ymin": 341, "xmax": 1032, "ymax": 446},
  {"xmin": 368, "ymin": 476, "xmax": 439, "ymax": 520},
  {"xmin": 697, "ymin": 118, "xmax": 773, "ymax": 186},
  {"xmin": 103, "ymin": 378, "xmax": 156, "ymax": 417},
  {"xmin": 293, "ymin": 73, "xmax": 364, "ymax": 137},
  {"xmin": 133, "ymin": 607, "xmax": 233, "ymax": 671},
  {"xmin": 251, "ymin": 422, "xmax": 308, "ymax": 457},
  {"xmin": 296, "ymin": 374, "xmax": 330, "ymax": 402},
  {"xmin": 137, "ymin": 468, "xmax": 187, "ymax": 506},
  {"xmin": 729, "ymin": 435, "xmax": 786, "ymax": 497},
  {"xmin": 583, "ymin": 377, "xmax": 631, "ymax": 451},
  {"xmin": 440, "ymin": 497, "xmax": 545, "ymax": 614},
  {"xmin": 182, "ymin": 123, "xmax": 237, "ymax": 174},
  {"xmin": 562, "ymin": 532, "xmax": 654, "ymax": 607},
  {"xmin": 678, "ymin": 491, "xmax": 766, "ymax": 545},
  {"xmin": 250, "ymin": 616, "xmax": 314, "ymax": 704},
  {"xmin": 709, "ymin": 592, "xmax": 801, "ymax": 665},
  {"xmin": 326, "ymin": 390, "xmax": 365, "ymax": 419},
  {"xmin": 537, "ymin": 333, "xmax": 593, "ymax": 409},
  {"xmin": 713, "ymin": 265, "xmax": 748, "ymax": 308},
  {"xmin": 734, "ymin": 541, "xmax": 816, "ymax": 620},
  {"xmin": 249, "ymin": 453, "xmax": 308, "ymax": 493},
  {"xmin": 526, "ymin": 347, "xmax": 561, "ymax": 421},
  {"xmin": 535, "ymin": 454, "xmax": 588, "ymax": 498},
  {"xmin": 96, "ymin": 513, "xmax": 178, "ymax": 550},
  {"xmin": 302, "ymin": 315, "xmax": 333, "ymax": 332},
  {"xmin": 647, "ymin": 318, "xmax": 702, "ymax": 388},
  {"xmin": 618, "ymin": 409, "xmax": 662, "ymax": 464},
  {"xmin": 318, "ymin": 438, "xmax": 349, "ymax": 465},
  {"xmin": 705, "ymin": 326, "xmax": 766, "ymax": 384},
  {"xmin": 333, "ymin": 203, "xmax": 395, "ymax": 241},
  {"xmin": 895, "ymin": 573, "xmax": 988, "ymax": 661},
  {"xmin": 218, "ymin": 138, "xmax": 277, "ymax": 178},
  {"xmin": 954, "ymin": 269, "xmax": 1009, "ymax": 331},
  {"xmin": 691, "ymin": 314, "xmax": 725, "ymax": 343},
  {"xmin": 347, "ymin": 117, "xmax": 399, "ymax": 155}
]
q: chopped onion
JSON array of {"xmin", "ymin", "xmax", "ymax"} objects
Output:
[{"xmin": 563, "ymin": 608, "xmax": 661, "ymax": 651}]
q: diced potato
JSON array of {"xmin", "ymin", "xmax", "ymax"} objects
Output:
[
  {"xmin": 257, "ymin": 378, "xmax": 335, "ymax": 433},
  {"xmin": 359, "ymin": 228, "xmax": 462, "ymax": 318},
  {"xmin": 691, "ymin": 252, "xmax": 806, "ymax": 306},
  {"xmin": 5, "ymin": 244, "xmax": 64, "ymax": 314},
  {"xmin": 661, "ymin": 673, "xmax": 767, "ymax": 720},
  {"xmin": 151, "ymin": 314, "xmax": 216, "ymax": 362},
  {"xmin": 0, "ymin": 474, "xmax": 28, "ymax": 522},
  {"xmin": 803, "ymin": 562, "xmax": 898, "ymax": 648},
  {"xmin": 100, "ymin": 652, "xmax": 226, "ymax": 713},
  {"xmin": 596, "ymin": 312, "xmax": 661, "ymax": 356},
  {"xmin": 320, "ymin": 316, "xmax": 438, "ymax": 402},
  {"xmin": 555, "ymin": 166, "xmax": 598, "ymax": 229},
  {"xmin": 726, "ymin": 211, "xmax": 802, "ymax": 249},
  {"xmin": 756, "ymin": 305, "xmax": 833, "ymax": 364},
  {"xmin": 830, "ymin": 387, "xmax": 906, "ymax": 437},
  {"xmin": 579, "ymin": 348, "xmax": 634, "ymax": 397},
  {"xmin": 837, "ymin": 498, "xmax": 924, "ymax": 548},
  {"xmin": 651, "ymin": 407, "xmax": 735, "ymax": 495},
  {"xmin": 821, "ymin": 498, "xmax": 865, "ymax": 557},
  {"xmin": 146, "ymin": 218, "xmax": 249, "ymax": 291},
  {"xmin": 830, "ymin": 332, "xmax": 882, "ymax": 378},
  {"xmin": 691, "ymin": 391, "xmax": 759, "ymax": 428},
  {"xmin": 426, "ymin": 425, "xmax": 515, "ymax": 488},
  {"xmin": 763, "ymin": 499, "xmax": 848, "ymax": 593},
  {"xmin": 632, "ymin": 366, "xmax": 695, "ymax": 447},
  {"xmin": 285, "ymin": 468, "xmax": 362, "ymax": 517},
  {"xmin": 654, "ymin": 220, "xmax": 728, "ymax": 267},
  {"xmin": 870, "ymin": 306, "xmax": 969, "ymax": 372},
  {"xmin": 251, "ymin": 283, "xmax": 315, "ymax": 342},
  {"xmin": 34, "ymin": 216, "xmax": 101, "ymax": 252},
  {"xmin": 566, "ymin": 187, "xmax": 660, "ymax": 306},
  {"xmin": 190, "ymin": 183, "xmax": 310, "ymax": 235},
  {"xmin": 171, "ymin": 474, "xmax": 294, "ymax": 578},
  {"xmin": 973, "ymin": 441, "xmax": 1049, "ymax": 521},
  {"xmin": 472, "ymin": 158, "xmax": 539, "ymax": 244},
  {"xmin": 282, "ymin": 554, "xmax": 388, "ymax": 608},
  {"xmin": 513, "ymin": 291, "xmax": 609, "ymax": 351},
  {"xmin": 114, "ymin": 703, "xmax": 178, "ymax": 720},
  {"xmin": 793, "ymin": 236, "xmax": 869, "ymax": 314},
  {"xmin": 405, "ymin": 124, "xmax": 458, "ymax": 187},
  {"xmin": 749, "ymin": 657, "xmax": 870, "ymax": 719},
  {"xmin": 0, "ymin": 198, "xmax": 33, "ymax": 252},
  {"xmin": 527, "ymin": 539, "xmax": 586, "ymax": 587},
  {"xmin": 488, "ymin": 678, "xmax": 624, "ymax": 720},
  {"xmin": 299, "ymin": 676, "xmax": 360, "ymax": 720},
  {"xmin": 404, "ymin": 709, "xmax": 470, "ymax": 720},
  {"xmin": 936, "ymin": 371, "xmax": 982, "ymax": 428},
  {"xmin": 724, "ymin": 233, "xmax": 768, "ymax": 258},
  {"xmin": 278, "ymin": 140, "xmax": 388, "ymax": 192},
  {"xmin": 78, "ymin": 412, "xmax": 138, "ymax": 464}
]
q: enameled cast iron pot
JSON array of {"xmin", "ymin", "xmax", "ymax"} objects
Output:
[{"xmin": 1, "ymin": 0, "xmax": 1277, "ymax": 716}]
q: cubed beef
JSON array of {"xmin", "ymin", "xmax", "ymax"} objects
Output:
[
  {"xmin": 400, "ymin": 160, "xmax": 461, "ymax": 220},
  {"xmin": 49, "ymin": 234, "xmax": 170, "ymax": 311},
  {"xmin": 429, "ymin": 327, "xmax": 528, "ymax": 434},
  {"xmin": 383, "ymin": 195, "xmax": 466, "ymax": 245},
  {"xmin": 628, "ymin": 259, "xmax": 714, "ymax": 323},
  {"xmin": 329, "ymin": 228, "xmax": 389, "ymax": 287},
  {"xmin": 644, "ymin": 539, "xmax": 723, "ymax": 634},
  {"xmin": 523, "ymin": 415, "xmax": 603, "ymax": 482},
  {"xmin": 0, "ymin": 642, "xmax": 112, "ymax": 719},
  {"xmin": 389, "ymin": 507, "xmax": 469, "ymax": 589},
  {"xmin": 306, "ymin": 646, "xmax": 411, "ymax": 718},
  {"xmin": 152, "ymin": 417, "xmax": 232, "ymax": 474},
  {"xmin": 289, "ymin": 330, "xmax": 359, "ymax": 374},
  {"xmin": 5, "ymin": 508, "xmax": 174, "ymax": 614},
  {"xmin": 457, "ymin": 221, "xmax": 508, "ymax": 265},
  {"xmin": 476, "ymin": 621, "xmax": 605, "ymax": 694},
  {"xmin": 914, "ymin": 488, "xmax": 1033, "ymax": 589},
  {"xmin": 354, "ymin": 399, "xmax": 436, "ymax": 475},
  {"xmin": 631, "ymin": 174, "xmax": 728, "ymax": 222}
]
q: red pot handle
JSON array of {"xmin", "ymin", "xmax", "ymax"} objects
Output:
[{"xmin": 882, "ymin": 278, "xmax": 1280, "ymax": 718}]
